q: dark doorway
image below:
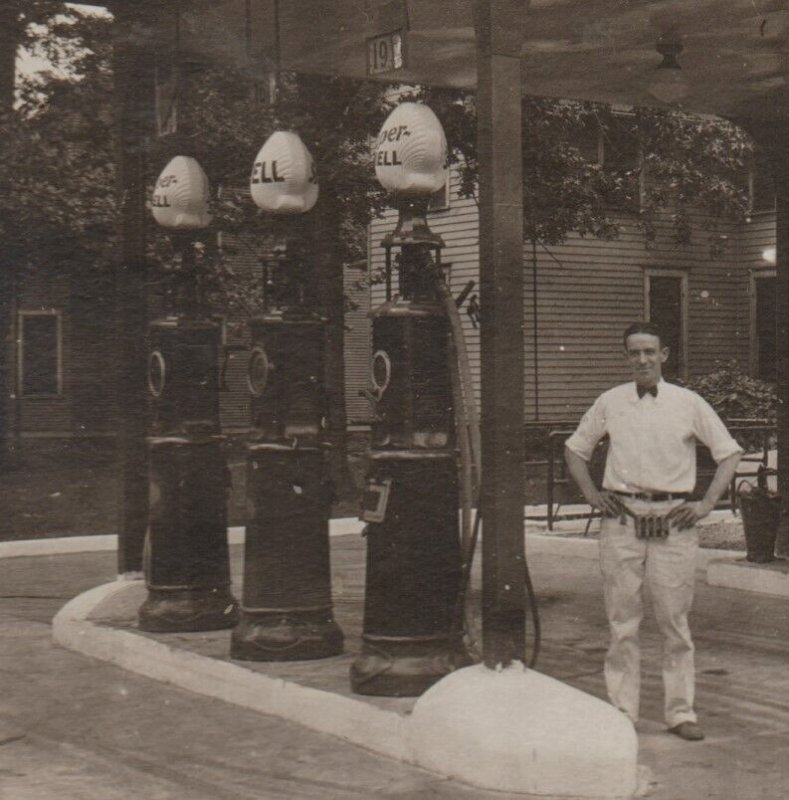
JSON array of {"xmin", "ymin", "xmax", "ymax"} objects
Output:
[
  {"xmin": 647, "ymin": 274, "xmax": 685, "ymax": 381},
  {"xmin": 755, "ymin": 275, "xmax": 776, "ymax": 382}
]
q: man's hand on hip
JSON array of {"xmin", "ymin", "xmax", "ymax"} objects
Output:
[
  {"xmin": 588, "ymin": 490, "xmax": 627, "ymax": 518},
  {"xmin": 667, "ymin": 500, "xmax": 714, "ymax": 530}
]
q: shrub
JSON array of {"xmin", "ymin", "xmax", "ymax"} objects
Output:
[{"xmin": 677, "ymin": 361, "xmax": 776, "ymax": 451}]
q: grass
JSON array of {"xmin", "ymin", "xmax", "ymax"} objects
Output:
[
  {"xmin": 0, "ymin": 436, "xmax": 368, "ymax": 541},
  {"xmin": 0, "ymin": 440, "xmax": 118, "ymax": 540},
  {"xmin": 0, "ymin": 437, "xmax": 750, "ymax": 550}
]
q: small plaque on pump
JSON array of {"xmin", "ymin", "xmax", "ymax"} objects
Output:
[{"xmin": 361, "ymin": 478, "xmax": 392, "ymax": 524}]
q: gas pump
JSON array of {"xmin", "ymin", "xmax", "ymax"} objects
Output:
[
  {"xmin": 139, "ymin": 154, "xmax": 238, "ymax": 632},
  {"xmin": 230, "ymin": 133, "xmax": 343, "ymax": 661},
  {"xmin": 350, "ymin": 104, "xmax": 471, "ymax": 697}
]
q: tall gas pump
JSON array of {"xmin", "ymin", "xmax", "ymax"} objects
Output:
[
  {"xmin": 139, "ymin": 156, "xmax": 239, "ymax": 632},
  {"xmin": 230, "ymin": 132, "xmax": 343, "ymax": 661},
  {"xmin": 351, "ymin": 104, "xmax": 471, "ymax": 696}
]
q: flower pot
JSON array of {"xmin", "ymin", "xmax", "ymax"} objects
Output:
[{"xmin": 738, "ymin": 490, "xmax": 780, "ymax": 563}]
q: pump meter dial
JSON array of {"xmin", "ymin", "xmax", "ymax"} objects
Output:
[
  {"xmin": 371, "ymin": 349, "xmax": 392, "ymax": 396},
  {"xmin": 247, "ymin": 345, "xmax": 270, "ymax": 397},
  {"xmin": 147, "ymin": 350, "xmax": 166, "ymax": 397}
]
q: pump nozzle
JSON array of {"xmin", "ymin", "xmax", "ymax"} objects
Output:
[{"xmin": 455, "ymin": 280, "xmax": 475, "ymax": 309}]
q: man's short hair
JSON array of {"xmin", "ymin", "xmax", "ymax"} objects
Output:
[{"xmin": 622, "ymin": 321, "xmax": 663, "ymax": 348}]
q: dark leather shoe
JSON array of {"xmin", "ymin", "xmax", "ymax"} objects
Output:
[{"xmin": 669, "ymin": 721, "xmax": 705, "ymax": 741}]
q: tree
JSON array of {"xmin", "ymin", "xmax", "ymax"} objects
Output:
[
  {"xmin": 2, "ymin": 7, "xmax": 392, "ymax": 486},
  {"xmin": 624, "ymin": 107, "xmax": 753, "ymax": 254},
  {"xmin": 1, "ymin": 10, "xmax": 116, "ymax": 255},
  {"xmin": 0, "ymin": 1, "xmax": 69, "ymax": 108},
  {"xmin": 0, "ymin": 4, "xmax": 113, "ymax": 462},
  {"xmin": 145, "ymin": 66, "xmax": 391, "ymax": 484},
  {"xmin": 410, "ymin": 87, "xmax": 753, "ymax": 250},
  {"xmin": 404, "ymin": 87, "xmax": 754, "ymax": 415},
  {"xmin": 147, "ymin": 68, "xmax": 389, "ymax": 316}
]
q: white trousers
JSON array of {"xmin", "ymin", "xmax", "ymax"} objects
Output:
[{"xmin": 599, "ymin": 500, "xmax": 699, "ymax": 728}]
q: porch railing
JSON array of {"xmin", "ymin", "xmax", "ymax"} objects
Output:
[{"xmin": 543, "ymin": 420, "xmax": 775, "ymax": 532}]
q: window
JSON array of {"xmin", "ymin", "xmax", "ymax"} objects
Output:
[
  {"xmin": 751, "ymin": 272, "xmax": 776, "ymax": 381},
  {"xmin": 577, "ymin": 115, "xmax": 603, "ymax": 165},
  {"xmin": 601, "ymin": 118, "xmax": 642, "ymax": 209},
  {"xmin": 603, "ymin": 124, "xmax": 639, "ymax": 175},
  {"xmin": 644, "ymin": 271, "xmax": 688, "ymax": 381},
  {"xmin": 19, "ymin": 311, "xmax": 62, "ymax": 396}
]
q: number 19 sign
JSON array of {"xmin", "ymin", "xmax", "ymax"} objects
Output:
[{"xmin": 367, "ymin": 29, "xmax": 406, "ymax": 76}]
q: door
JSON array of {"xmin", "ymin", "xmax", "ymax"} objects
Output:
[
  {"xmin": 645, "ymin": 272, "xmax": 687, "ymax": 381},
  {"xmin": 754, "ymin": 275, "xmax": 776, "ymax": 382}
]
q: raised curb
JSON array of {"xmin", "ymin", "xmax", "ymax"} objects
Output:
[
  {"xmin": 52, "ymin": 578, "xmax": 638, "ymax": 798},
  {"xmin": 0, "ymin": 521, "xmax": 745, "ymax": 584},
  {"xmin": 707, "ymin": 557, "xmax": 789, "ymax": 597},
  {"xmin": 3, "ymin": 525, "xmax": 742, "ymax": 575},
  {"xmin": 43, "ymin": 521, "xmax": 752, "ymax": 798},
  {"xmin": 52, "ymin": 579, "xmax": 411, "ymax": 763},
  {"xmin": 0, "ymin": 520, "xmax": 366, "ymax": 560}
]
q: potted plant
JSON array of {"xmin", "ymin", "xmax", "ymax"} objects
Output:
[{"xmin": 736, "ymin": 466, "xmax": 780, "ymax": 563}]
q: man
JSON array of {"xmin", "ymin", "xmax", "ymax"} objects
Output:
[{"xmin": 565, "ymin": 321, "xmax": 742, "ymax": 741}]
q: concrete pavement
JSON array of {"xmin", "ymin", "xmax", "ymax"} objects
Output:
[
  {"xmin": 0, "ymin": 547, "xmax": 525, "ymax": 800},
  {"xmin": 4, "ymin": 521, "xmax": 789, "ymax": 798}
]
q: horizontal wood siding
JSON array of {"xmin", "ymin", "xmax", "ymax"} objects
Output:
[
  {"xmin": 529, "ymin": 213, "xmax": 754, "ymax": 416},
  {"xmin": 739, "ymin": 213, "xmax": 775, "ymax": 264},
  {"xmin": 737, "ymin": 211, "xmax": 776, "ymax": 376},
  {"xmin": 367, "ymin": 169, "xmax": 774, "ymax": 425},
  {"xmin": 525, "ymin": 229, "xmax": 642, "ymax": 421},
  {"xmin": 686, "ymin": 258, "xmax": 748, "ymax": 378}
]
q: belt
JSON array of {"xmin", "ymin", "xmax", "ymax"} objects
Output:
[{"xmin": 613, "ymin": 490, "xmax": 691, "ymax": 502}]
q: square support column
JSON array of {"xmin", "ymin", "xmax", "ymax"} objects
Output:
[
  {"xmin": 112, "ymin": 6, "xmax": 155, "ymax": 574},
  {"xmin": 772, "ymin": 133, "xmax": 789, "ymax": 557},
  {"xmin": 474, "ymin": 0, "xmax": 528, "ymax": 668},
  {"xmin": 740, "ymin": 118, "xmax": 789, "ymax": 557}
]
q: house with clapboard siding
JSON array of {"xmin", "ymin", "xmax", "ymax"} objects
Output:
[
  {"xmin": 1, "ymin": 259, "xmax": 117, "ymax": 447},
  {"xmin": 3, "ymin": 135, "xmax": 776, "ymax": 462},
  {"xmin": 350, "ymin": 159, "xmax": 777, "ymax": 429}
]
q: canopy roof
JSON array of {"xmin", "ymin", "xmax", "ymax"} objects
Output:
[{"xmin": 155, "ymin": 0, "xmax": 789, "ymax": 123}]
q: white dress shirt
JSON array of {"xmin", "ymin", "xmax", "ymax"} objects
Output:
[{"xmin": 565, "ymin": 380, "xmax": 742, "ymax": 494}]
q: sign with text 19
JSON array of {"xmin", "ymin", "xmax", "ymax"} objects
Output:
[{"xmin": 367, "ymin": 29, "xmax": 406, "ymax": 76}]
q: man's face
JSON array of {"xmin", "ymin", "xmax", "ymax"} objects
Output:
[{"xmin": 625, "ymin": 332, "xmax": 668, "ymax": 387}]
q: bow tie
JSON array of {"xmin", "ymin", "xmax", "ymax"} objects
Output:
[{"xmin": 637, "ymin": 384, "xmax": 658, "ymax": 399}]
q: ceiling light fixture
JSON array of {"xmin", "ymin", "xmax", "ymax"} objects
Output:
[{"xmin": 647, "ymin": 30, "xmax": 690, "ymax": 106}]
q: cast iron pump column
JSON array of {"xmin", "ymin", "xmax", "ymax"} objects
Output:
[
  {"xmin": 139, "ymin": 311, "xmax": 239, "ymax": 632},
  {"xmin": 230, "ymin": 237, "xmax": 344, "ymax": 660},
  {"xmin": 138, "ymin": 156, "xmax": 239, "ymax": 633},
  {"xmin": 350, "ymin": 197, "xmax": 471, "ymax": 696},
  {"xmin": 229, "ymin": 130, "xmax": 341, "ymax": 661}
]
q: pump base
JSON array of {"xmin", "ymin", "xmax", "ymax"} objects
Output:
[
  {"xmin": 351, "ymin": 635, "xmax": 472, "ymax": 697},
  {"xmin": 138, "ymin": 587, "xmax": 239, "ymax": 633},
  {"xmin": 230, "ymin": 608, "xmax": 344, "ymax": 661}
]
